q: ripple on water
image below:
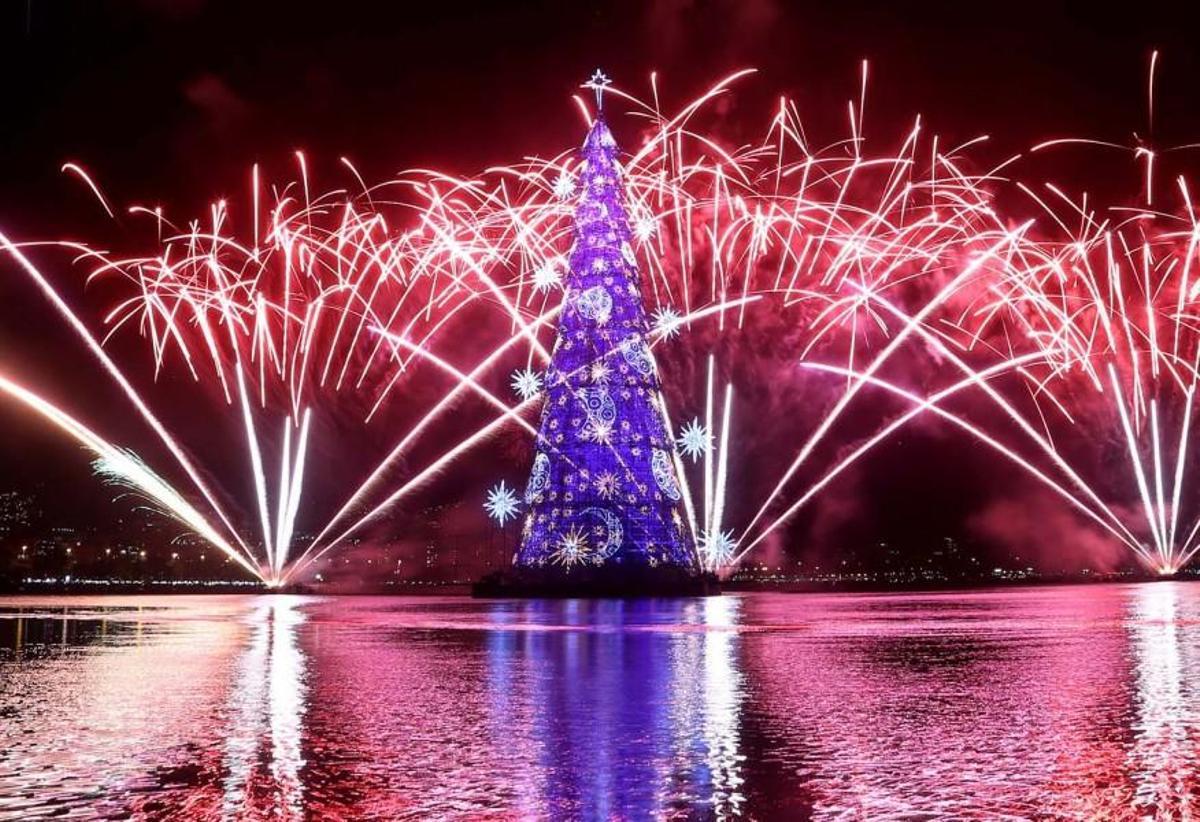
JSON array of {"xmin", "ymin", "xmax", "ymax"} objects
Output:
[{"xmin": 0, "ymin": 585, "xmax": 1198, "ymax": 819}]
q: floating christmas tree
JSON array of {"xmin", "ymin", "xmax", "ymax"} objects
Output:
[{"xmin": 511, "ymin": 72, "xmax": 700, "ymax": 582}]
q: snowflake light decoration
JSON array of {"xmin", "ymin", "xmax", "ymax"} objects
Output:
[
  {"xmin": 700, "ymin": 529, "xmax": 737, "ymax": 567},
  {"xmin": 676, "ymin": 418, "xmax": 712, "ymax": 462},
  {"xmin": 589, "ymin": 360, "xmax": 611, "ymax": 384},
  {"xmin": 652, "ymin": 306, "xmax": 683, "ymax": 339},
  {"xmin": 551, "ymin": 524, "xmax": 591, "ymax": 567},
  {"xmin": 633, "ymin": 213, "xmax": 657, "ymax": 243},
  {"xmin": 532, "ymin": 260, "xmax": 563, "ymax": 293},
  {"xmin": 511, "ymin": 367, "xmax": 543, "ymax": 401},
  {"xmin": 553, "ymin": 170, "xmax": 576, "ymax": 200},
  {"xmin": 484, "ymin": 481, "xmax": 521, "ymax": 526}
]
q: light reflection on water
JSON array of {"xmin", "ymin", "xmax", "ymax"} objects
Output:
[
  {"xmin": 220, "ymin": 596, "xmax": 307, "ymax": 818},
  {"xmin": 0, "ymin": 584, "xmax": 1199, "ymax": 819},
  {"xmin": 1128, "ymin": 583, "xmax": 1198, "ymax": 818}
]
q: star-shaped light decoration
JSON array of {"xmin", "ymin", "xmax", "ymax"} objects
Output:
[
  {"xmin": 594, "ymin": 470, "xmax": 620, "ymax": 499},
  {"xmin": 583, "ymin": 419, "xmax": 614, "ymax": 446},
  {"xmin": 510, "ymin": 367, "xmax": 543, "ymax": 401},
  {"xmin": 676, "ymin": 417, "xmax": 712, "ymax": 462},
  {"xmin": 551, "ymin": 524, "xmax": 591, "ymax": 567},
  {"xmin": 484, "ymin": 480, "xmax": 520, "ymax": 526},
  {"xmin": 584, "ymin": 68, "xmax": 613, "ymax": 109}
]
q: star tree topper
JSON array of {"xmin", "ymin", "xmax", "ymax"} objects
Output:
[{"xmin": 584, "ymin": 69, "xmax": 613, "ymax": 110}]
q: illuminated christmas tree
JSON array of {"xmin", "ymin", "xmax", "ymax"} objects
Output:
[{"xmin": 512, "ymin": 72, "xmax": 700, "ymax": 582}]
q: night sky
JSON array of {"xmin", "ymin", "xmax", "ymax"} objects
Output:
[{"xmin": 2, "ymin": 0, "xmax": 1199, "ymax": 574}]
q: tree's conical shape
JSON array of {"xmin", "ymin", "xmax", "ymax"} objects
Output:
[{"xmin": 514, "ymin": 116, "xmax": 698, "ymax": 576}]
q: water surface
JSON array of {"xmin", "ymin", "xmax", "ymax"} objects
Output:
[{"xmin": 1, "ymin": 584, "xmax": 1198, "ymax": 819}]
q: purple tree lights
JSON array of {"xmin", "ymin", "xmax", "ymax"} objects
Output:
[{"xmin": 510, "ymin": 108, "xmax": 701, "ymax": 582}]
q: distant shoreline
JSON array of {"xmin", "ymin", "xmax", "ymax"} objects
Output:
[
  {"xmin": 0, "ymin": 578, "xmax": 474, "ymax": 596},
  {"xmin": 721, "ymin": 572, "xmax": 1197, "ymax": 595},
  {"xmin": 0, "ymin": 571, "xmax": 1195, "ymax": 597}
]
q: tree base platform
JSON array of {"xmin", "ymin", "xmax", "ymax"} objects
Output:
[{"xmin": 472, "ymin": 566, "xmax": 721, "ymax": 598}]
